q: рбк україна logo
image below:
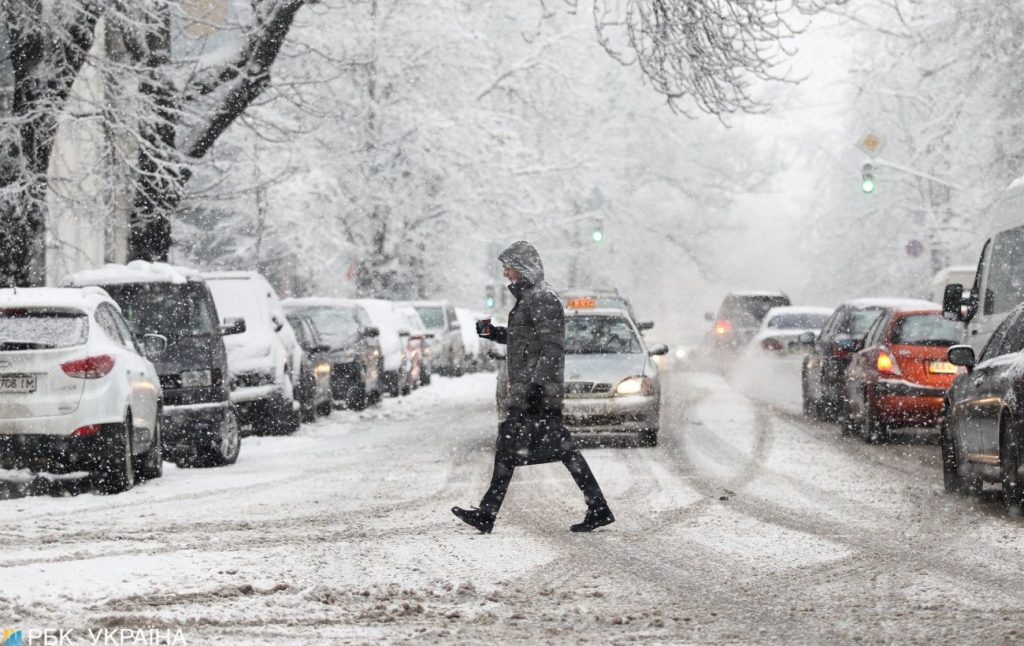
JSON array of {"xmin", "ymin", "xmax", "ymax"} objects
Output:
[{"xmin": 2, "ymin": 629, "xmax": 22, "ymax": 646}]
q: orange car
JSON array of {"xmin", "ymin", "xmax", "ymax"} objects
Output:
[{"xmin": 843, "ymin": 306, "xmax": 963, "ymax": 442}]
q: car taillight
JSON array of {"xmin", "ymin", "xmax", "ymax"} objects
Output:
[
  {"xmin": 714, "ymin": 320, "xmax": 732, "ymax": 335},
  {"xmin": 876, "ymin": 350, "xmax": 901, "ymax": 375},
  {"xmin": 762, "ymin": 338, "xmax": 783, "ymax": 352},
  {"xmin": 72, "ymin": 424, "xmax": 101, "ymax": 436},
  {"xmin": 62, "ymin": 355, "xmax": 115, "ymax": 379}
]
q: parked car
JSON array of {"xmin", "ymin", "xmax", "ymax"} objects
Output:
[
  {"xmin": 943, "ymin": 178, "xmax": 1024, "ymax": 354},
  {"xmin": 455, "ymin": 307, "xmax": 485, "ymax": 372},
  {"xmin": 943, "ymin": 302, "xmax": 1024, "ymax": 513},
  {"xmin": 395, "ymin": 304, "xmax": 430, "ymax": 387},
  {"xmin": 68, "ymin": 261, "xmax": 242, "ymax": 467},
  {"xmin": 203, "ymin": 272, "xmax": 303, "ymax": 435},
  {"xmin": 285, "ymin": 313, "xmax": 333, "ymax": 422},
  {"xmin": 0, "ymin": 288, "xmax": 163, "ymax": 493},
  {"xmin": 801, "ymin": 298, "xmax": 936, "ymax": 421},
  {"xmin": 283, "ymin": 298, "xmax": 383, "ymax": 409},
  {"xmin": 562, "ymin": 288, "xmax": 653, "ymax": 331},
  {"xmin": 356, "ymin": 299, "xmax": 412, "ymax": 397},
  {"xmin": 561, "ymin": 308, "xmax": 668, "ymax": 446},
  {"xmin": 748, "ymin": 306, "xmax": 833, "ymax": 355},
  {"xmin": 843, "ymin": 305, "xmax": 962, "ymax": 442},
  {"xmin": 704, "ymin": 291, "xmax": 791, "ymax": 362},
  {"xmin": 407, "ymin": 300, "xmax": 464, "ymax": 376}
]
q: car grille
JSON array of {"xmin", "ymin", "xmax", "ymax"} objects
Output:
[
  {"xmin": 160, "ymin": 369, "xmax": 222, "ymax": 390},
  {"xmin": 564, "ymin": 382, "xmax": 613, "ymax": 397},
  {"xmin": 231, "ymin": 370, "xmax": 275, "ymax": 389}
]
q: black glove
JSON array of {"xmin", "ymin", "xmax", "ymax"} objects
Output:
[{"xmin": 526, "ymin": 383, "xmax": 545, "ymax": 413}]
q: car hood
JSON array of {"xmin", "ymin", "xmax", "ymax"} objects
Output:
[{"xmin": 564, "ymin": 353, "xmax": 649, "ymax": 384}]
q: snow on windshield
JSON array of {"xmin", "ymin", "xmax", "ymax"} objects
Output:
[{"xmin": 0, "ymin": 310, "xmax": 88, "ymax": 349}]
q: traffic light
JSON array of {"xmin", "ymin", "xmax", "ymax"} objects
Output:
[
  {"xmin": 485, "ymin": 284, "xmax": 496, "ymax": 309},
  {"xmin": 861, "ymin": 163, "xmax": 876, "ymax": 193},
  {"xmin": 591, "ymin": 221, "xmax": 604, "ymax": 243}
]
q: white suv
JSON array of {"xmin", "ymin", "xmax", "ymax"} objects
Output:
[
  {"xmin": 203, "ymin": 272, "xmax": 303, "ymax": 435},
  {"xmin": 0, "ymin": 288, "xmax": 164, "ymax": 493}
]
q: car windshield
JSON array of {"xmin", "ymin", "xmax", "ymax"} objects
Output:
[
  {"xmin": 415, "ymin": 306, "xmax": 445, "ymax": 329},
  {"xmin": 0, "ymin": 309, "xmax": 88, "ymax": 350},
  {"xmin": 300, "ymin": 307, "xmax": 359, "ymax": 347},
  {"xmin": 766, "ymin": 312, "xmax": 831, "ymax": 330},
  {"xmin": 565, "ymin": 315, "xmax": 642, "ymax": 354},
  {"xmin": 719, "ymin": 296, "xmax": 789, "ymax": 327},
  {"xmin": 286, "ymin": 316, "xmax": 311, "ymax": 346},
  {"xmin": 848, "ymin": 309, "xmax": 884, "ymax": 336},
  {"xmin": 891, "ymin": 314, "xmax": 962, "ymax": 346},
  {"xmin": 102, "ymin": 283, "xmax": 216, "ymax": 338}
]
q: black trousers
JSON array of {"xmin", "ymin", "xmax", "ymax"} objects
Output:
[{"xmin": 478, "ymin": 447, "xmax": 609, "ymax": 517}]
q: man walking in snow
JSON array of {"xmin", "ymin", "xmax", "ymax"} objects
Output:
[{"xmin": 452, "ymin": 240, "xmax": 614, "ymax": 534}]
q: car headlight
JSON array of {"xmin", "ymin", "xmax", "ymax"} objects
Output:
[
  {"xmin": 180, "ymin": 369, "xmax": 212, "ymax": 388},
  {"xmin": 615, "ymin": 376, "xmax": 654, "ymax": 396}
]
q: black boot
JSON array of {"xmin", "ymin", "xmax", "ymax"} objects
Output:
[
  {"xmin": 451, "ymin": 506, "xmax": 495, "ymax": 534},
  {"xmin": 570, "ymin": 506, "xmax": 615, "ymax": 533}
]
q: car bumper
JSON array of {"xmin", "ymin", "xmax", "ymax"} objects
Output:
[
  {"xmin": 873, "ymin": 380, "xmax": 945, "ymax": 426},
  {"xmin": 230, "ymin": 384, "xmax": 285, "ymax": 404},
  {"xmin": 162, "ymin": 401, "xmax": 228, "ymax": 455},
  {"xmin": 0, "ymin": 424, "xmax": 123, "ymax": 472},
  {"xmin": 563, "ymin": 395, "xmax": 660, "ymax": 434},
  {"xmin": 234, "ymin": 392, "xmax": 292, "ymax": 427}
]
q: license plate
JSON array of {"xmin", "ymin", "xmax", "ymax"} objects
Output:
[
  {"xmin": 928, "ymin": 361, "xmax": 958, "ymax": 374},
  {"xmin": 0, "ymin": 373, "xmax": 37, "ymax": 393}
]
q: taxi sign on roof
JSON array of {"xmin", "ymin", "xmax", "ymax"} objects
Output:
[{"xmin": 567, "ymin": 297, "xmax": 597, "ymax": 309}]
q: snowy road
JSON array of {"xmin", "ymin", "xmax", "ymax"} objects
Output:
[{"xmin": 5, "ymin": 365, "xmax": 1024, "ymax": 644}]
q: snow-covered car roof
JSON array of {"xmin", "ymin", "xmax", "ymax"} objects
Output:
[
  {"xmin": 406, "ymin": 300, "xmax": 450, "ymax": 307},
  {"xmin": 67, "ymin": 260, "xmax": 203, "ymax": 286},
  {"xmin": 201, "ymin": 270, "xmax": 265, "ymax": 282},
  {"xmin": 843, "ymin": 297, "xmax": 939, "ymax": 311},
  {"xmin": 0, "ymin": 286, "xmax": 114, "ymax": 313},
  {"xmin": 725, "ymin": 290, "xmax": 789, "ymax": 297},
  {"xmin": 763, "ymin": 305, "xmax": 834, "ymax": 318},
  {"xmin": 283, "ymin": 297, "xmax": 361, "ymax": 310}
]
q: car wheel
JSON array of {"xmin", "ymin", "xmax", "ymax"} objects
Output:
[
  {"xmin": 1001, "ymin": 417, "xmax": 1023, "ymax": 515},
  {"xmin": 862, "ymin": 398, "xmax": 886, "ymax": 444},
  {"xmin": 136, "ymin": 414, "xmax": 163, "ymax": 481},
  {"xmin": 941, "ymin": 415, "xmax": 979, "ymax": 496},
  {"xmin": 347, "ymin": 366, "xmax": 369, "ymax": 410},
  {"xmin": 421, "ymin": 369, "xmax": 431, "ymax": 386},
  {"xmin": 801, "ymin": 371, "xmax": 816, "ymax": 418},
  {"xmin": 96, "ymin": 414, "xmax": 136, "ymax": 494},
  {"xmin": 639, "ymin": 428, "xmax": 658, "ymax": 447},
  {"xmin": 317, "ymin": 399, "xmax": 333, "ymax": 417},
  {"xmin": 196, "ymin": 408, "xmax": 241, "ymax": 467},
  {"xmin": 387, "ymin": 371, "xmax": 401, "ymax": 397}
]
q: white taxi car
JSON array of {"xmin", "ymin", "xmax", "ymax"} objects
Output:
[{"xmin": 0, "ymin": 288, "xmax": 163, "ymax": 493}]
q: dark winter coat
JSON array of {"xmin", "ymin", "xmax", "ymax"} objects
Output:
[
  {"xmin": 485, "ymin": 241, "xmax": 573, "ymax": 465},
  {"xmin": 487, "ymin": 241, "xmax": 565, "ymax": 414}
]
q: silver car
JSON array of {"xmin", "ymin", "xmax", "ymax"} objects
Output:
[{"xmin": 495, "ymin": 308, "xmax": 667, "ymax": 446}]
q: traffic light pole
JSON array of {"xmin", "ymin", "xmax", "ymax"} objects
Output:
[{"xmin": 861, "ymin": 156, "xmax": 966, "ymax": 192}]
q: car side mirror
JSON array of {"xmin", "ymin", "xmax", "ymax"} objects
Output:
[
  {"xmin": 271, "ymin": 314, "xmax": 285, "ymax": 332},
  {"xmin": 943, "ymin": 284, "xmax": 964, "ymax": 321},
  {"xmin": 424, "ymin": 332, "xmax": 435, "ymax": 339},
  {"xmin": 704, "ymin": 312, "xmax": 714, "ymax": 322},
  {"xmin": 637, "ymin": 321, "xmax": 654, "ymax": 331},
  {"xmin": 648, "ymin": 343, "xmax": 669, "ymax": 356},
  {"xmin": 947, "ymin": 345, "xmax": 975, "ymax": 370},
  {"xmin": 221, "ymin": 318, "xmax": 246, "ymax": 336},
  {"xmin": 313, "ymin": 343, "xmax": 332, "ymax": 354},
  {"xmin": 362, "ymin": 326, "xmax": 380, "ymax": 338},
  {"xmin": 797, "ymin": 331, "xmax": 816, "ymax": 345},
  {"xmin": 141, "ymin": 333, "xmax": 168, "ymax": 358},
  {"xmin": 398, "ymin": 329, "xmax": 410, "ymax": 337}
]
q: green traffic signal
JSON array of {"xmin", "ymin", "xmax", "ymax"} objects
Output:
[
  {"xmin": 591, "ymin": 228, "xmax": 604, "ymax": 243},
  {"xmin": 861, "ymin": 163, "xmax": 876, "ymax": 193}
]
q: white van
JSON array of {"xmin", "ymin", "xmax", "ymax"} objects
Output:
[
  {"xmin": 203, "ymin": 272, "xmax": 303, "ymax": 435},
  {"xmin": 929, "ymin": 265, "xmax": 975, "ymax": 306},
  {"xmin": 944, "ymin": 179, "xmax": 1024, "ymax": 354}
]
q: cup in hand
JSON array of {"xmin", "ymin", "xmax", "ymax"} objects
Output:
[{"xmin": 475, "ymin": 318, "xmax": 492, "ymax": 337}]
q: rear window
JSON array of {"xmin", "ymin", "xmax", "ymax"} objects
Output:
[
  {"xmin": 102, "ymin": 283, "xmax": 217, "ymax": 337},
  {"xmin": 891, "ymin": 314, "xmax": 962, "ymax": 346},
  {"xmin": 766, "ymin": 312, "xmax": 830, "ymax": 330},
  {"xmin": 415, "ymin": 306, "xmax": 445, "ymax": 329},
  {"xmin": 719, "ymin": 295, "xmax": 790, "ymax": 326},
  {"xmin": 0, "ymin": 308, "xmax": 88, "ymax": 350},
  {"xmin": 565, "ymin": 316, "xmax": 642, "ymax": 354}
]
